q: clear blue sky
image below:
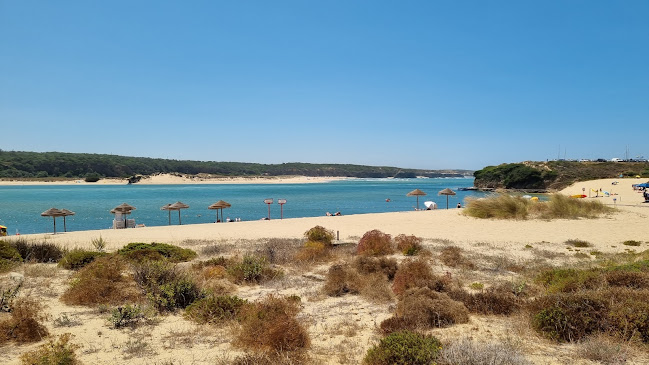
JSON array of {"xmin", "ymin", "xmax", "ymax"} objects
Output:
[{"xmin": 1, "ymin": 1, "xmax": 647, "ymax": 170}]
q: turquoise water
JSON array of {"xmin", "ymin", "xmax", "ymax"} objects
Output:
[{"xmin": 0, "ymin": 178, "xmax": 483, "ymax": 234}]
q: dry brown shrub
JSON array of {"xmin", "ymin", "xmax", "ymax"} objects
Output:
[
  {"xmin": 358, "ymin": 272, "xmax": 394, "ymax": 303},
  {"xmin": 394, "ymin": 234, "xmax": 423, "ymax": 255},
  {"xmin": 392, "ymin": 258, "xmax": 450, "ymax": 296},
  {"xmin": 605, "ymin": 270, "xmax": 649, "ymax": 290},
  {"xmin": 353, "ymin": 256, "xmax": 398, "ymax": 280},
  {"xmin": 294, "ymin": 241, "xmax": 332, "ymax": 265},
  {"xmin": 0, "ymin": 297, "xmax": 49, "ymax": 344},
  {"xmin": 323, "ymin": 264, "xmax": 361, "ymax": 296},
  {"xmin": 257, "ymin": 238, "xmax": 303, "ymax": 265},
  {"xmin": 357, "ymin": 230, "xmax": 393, "ymax": 256},
  {"xmin": 439, "ymin": 246, "xmax": 475, "ymax": 269},
  {"xmin": 447, "ymin": 287, "xmax": 520, "ymax": 315},
  {"xmin": 61, "ymin": 255, "xmax": 142, "ymax": 306},
  {"xmin": 236, "ymin": 295, "xmax": 310, "ymax": 353},
  {"xmin": 381, "ymin": 287, "xmax": 469, "ymax": 333},
  {"xmin": 576, "ymin": 334, "xmax": 630, "ymax": 365}
]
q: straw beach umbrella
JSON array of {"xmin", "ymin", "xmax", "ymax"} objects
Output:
[
  {"xmin": 208, "ymin": 200, "xmax": 231, "ymax": 222},
  {"xmin": 406, "ymin": 189, "xmax": 427, "ymax": 210},
  {"xmin": 169, "ymin": 201, "xmax": 189, "ymax": 225},
  {"xmin": 41, "ymin": 208, "xmax": 64, "ymax": 234},
  {"xmin": 59, "ymin": 209, "xmax": 75, "ymax": 232},
  {"xmin": 161, "ymin": 204, "xmax": 172, "ymax": 225},
  {"xmin": 111, "ymin": 203, "xmax": 136, "ymax": 228},
  {"xmin": 438, "ymin": 188, "xmax": 457, "ymax": 209}
]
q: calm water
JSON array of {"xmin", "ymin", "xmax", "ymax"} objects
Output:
[{"xmin": 0, "ymin": 178, "xmax": 483, "ymax": 234}]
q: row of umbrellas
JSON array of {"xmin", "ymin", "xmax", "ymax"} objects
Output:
[{"xmin": 407, "ymin": 188, "xmax": 457, "ymax": 210}]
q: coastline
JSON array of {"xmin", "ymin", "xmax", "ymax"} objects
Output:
[{"xmin": 0, "ymin": 174, "xmax": 350, "ymax": 186}]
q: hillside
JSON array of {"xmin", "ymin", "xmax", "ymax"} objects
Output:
[
  {"xmin": 474, "ymin": 160, "xmax": 649, "ymax": 190},
  {"xmin": 0, "ymin": 150, "xmax": 472, "ymax": 180}
]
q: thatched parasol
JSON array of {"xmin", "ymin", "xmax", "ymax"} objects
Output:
[
  {"xmin": 59, "ymin": 209, "xmax": 75, "ymax": 232},
  {"xmin": 161, "ymin": 204, "xmax": 172, "ymax": 225},
  {"xmin": 438, "ymin": 188, "xmax": 457, "ymax": 209},
  {"xmin": 111, "ymin": 203, "xmax": 136, "ymax": 228},
  {"xmin": 169, "ymin": 201, "xmax": 190, "ymax": 225},
  {"xmin": 406, "ymin": 189, "xmax": 427, "ymax": 210},
  {"xmin": 208, "ymin": 200, "xmax": 231, "ymax": 222},
  {"xmin": 41, "ymin": 208, "xmax": 64, "ymax": 234}
]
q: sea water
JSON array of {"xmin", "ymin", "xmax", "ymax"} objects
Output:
[{"xmin": 0, "ymin": 178, "xmax": 484, "ymax": 234}]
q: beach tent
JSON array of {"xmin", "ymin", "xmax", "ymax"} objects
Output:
[
  {"xmin": 41, "ymin": 208, "xmax": 65, "ymax": 234},
  {"xmin": 406, "ymin": 189, "xmax": 427, "ymax": 210},
  {"xmin": 438, "ymin": 188, "xmax": 457, "ymax": 209},
  {"xmin": 168, "ymin": 201, "xmax": 190, "ymax": 225},
  {"xmin": 423, "ymin": 201, "xmax": 437, "ymax": 210},
  {"xmin": 59, "ymin": 209, "xmax": 75, "ymax": 232}
]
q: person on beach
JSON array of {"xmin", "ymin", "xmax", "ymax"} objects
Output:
[{"xmin": 457, "ymin": 203, "xmax": 462, "ymax": 208}]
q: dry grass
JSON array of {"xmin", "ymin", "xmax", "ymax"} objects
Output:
[
  {"xmin": 447, "ymin": 287, "xmax": 520, "ymax": 315},
  {"xmin": 0, "ymin": 297, "xmax": 49, "ymax": 344},
  {"xmin": 437, "ymin": 337, "xmax": 531, "ymax": 365},
  {"xmin": 353, "ymin": 256, "xmax": 398, "ymax": 280},
  {"xmin": 439, "ymin": 246, "xmax": 476, "ymax": 269},
  {"xmin": 576, "ymin": 334, "xmax": 630, "ymax": 365},
  {"xmin": 322, "ymin": 264, "xmax": 361, "ymax": 296},
  {"xmin": 20, "ymin": 333, "xmax": 81, "ymax": 365},
  {"xmin": 392, "ymin": 258, "xmax": 450, "ymax": 296}
]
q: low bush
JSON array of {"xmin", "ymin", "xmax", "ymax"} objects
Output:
[
  {"xmin": 394, "ymin": 234, "xmax": 423, "ymax": 256},
  {"xmin": 540, "ymin": 194, "xmax": 613, "ymax": 219},
  {"xmin": 576, "ymin": 335, "xmax": 630, "ymax": 365},
  {"xmin": 0, "ymin": 297, "xmax": 49, "ymax": 344},
  {"xmin": 118, "ymin": 242, "xmax": 197, "ymax": 263},
  {"xmin": 110, "ymin": 304, "xmax": 149, "ymax": 328},
  {"xmin": 364, "ymin": 330, "xmax": 442, "ymax": 365},
  {"xmin": 323, "ymin": 264, "xmax": 361, "ymax": 296},
  {"xmin": 20, "ymin": 333, "xmax": 81, "ymax": 365},
  {"xmin": 236, "ymin": 295, "xmax": 310, "ymax": 352},
  {"xmin": 447, "ymin": 287, "xmax": 520, "ymax": 315},
  {"xmin": 354, "ymin": 256, "xmax": 398, "ymax": 280},
  {"xmin": 1, "ymin": 282, "xmax": 22, "ymax": 312},
  {"xmin": 464, "ymin": 194, "xmax": 612, "ymax": 220},
  {"xmin": 11, "ymin": 239, "xmax": 64, "ymax": 263},
  {"xmin": 0, "ymin": 240, "xmax": 22, "ymax": 272},
  {"xmin": 464, "ymin": 194, "xmax": 531, "ymax": 219},
  {"xmin": 565, "ymin": 239, "xmax": 591, "ymax": 248},
  {"xmin": 58, "ymin": 249, "xmax": 107, "ymax": 270},
  {"xmin": 294, "ymin": 241, "xmax": 332, "ymax": 264},
  {"xmin": 91, "ymin": 235, "xmax": 107, "ymax": 252},
  {"xmin": 184, "ymin": 295, "xmax": 248, "ymax": 324},
  {"xmin": 258, "ymin": 238, "xmax": 303, "ymax": 265},
  {"xmin": 535, "ymin": 268, "xmax": 605, "ymax": 293},
  {"xmin": 438, "ymin": 337, "xmax": 531, "ymax": 365},
  {"xmin": 439, "ymin": 246, "xmax": 475, "ymax": 269},
  {"xmin": 304, "ymin": 225, "xmax": 334, "ymax": 246},
  {"xmin": 61, "ymin": 255, "xmax": 142, "ymax": 306},
  {"xmin": 604, "ymin": 270, "xmax": 649, "ymax": 289},
  {"xmin": 622, "ymin": 240, "xmax": 642, "ymax": 247},
  {"xmin": 381, "ymin": 287, "xmax": 469, "ymax": 333},
  {"xmin": 357, "ymin": 230, "xmax": 393, "ymax": 256},
  {"xmin": 227, "ymin": 255, "xmax": 282, "ymax": 284},
  {"xmin": 359, "ymin": 272, "xmax": 395, "ymax": 303},
  {"xmin": 392, "ymin": 259, "xmax": 450, "ymax": 296},
  {"xmin": 132, "ymin": 260, "xmax": 203, "ymax": 312}
]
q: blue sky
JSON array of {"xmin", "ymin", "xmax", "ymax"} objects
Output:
[{"xmin": 1, "ymin": 1, "xmax": 647, "ymax": 170}]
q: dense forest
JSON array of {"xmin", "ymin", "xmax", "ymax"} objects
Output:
[
  {"xmin": 474, "ymin": 160, "xmax": 649, "ymax": 190},
  {"xmin": 0, "ymin": 150, "xmax": 472, "ymax": 180}
]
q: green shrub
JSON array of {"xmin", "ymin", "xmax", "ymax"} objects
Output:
[
  {"xmin": 118, "ymin": 242, "xmax": 197, "ymax": 263},
  {"xmin": 1, "ymin": 282, "xmax": 22, "ymax": 312},
  {"xmin": 227, "ymin": 255, "xmax": 281, "ymax": 284},
  {"xmin": 184, "ymin": 295, "xmax": 248, "ymax": 324},
  {"xmin": 541, "ymin": 194, "xmax": 613, "ymax": 219},
  {"xmin": 58, "ymin": 249, "xmax": 107, "ymax": 270},
  {"xmin": 132, "ymin": 260, "xmax": 203, "ymax": 312},
  {"xmin": 535, "ymin": 268, "xmax": 605, "ymax": 293},
  {"xmin": 294, "ymin": 241, "xmax": 332, "ymax": 264},
  {"xmin": 357, "ymin": 230, "xmax": 393, "ymax": 256},
  {"xmin": 565, "ymin": 239, "xmax": 591, "ymax": 248},
  {"xmin": 11, "ymin": 239, "xmax": 64, "ymax": 263},
  {"xmin": 464, "ymin": 194, "xmax": 531, "ymax": 219},
  {"xmin": 91, "ymin": 235, "xmax": 107, "ymax": 252},
  {"xmin": 20, "ymin": 333, "xmax": 80, "ymax": 365},
  {"xmin": 364, "ymin": 330, "xmax": 441, "ymax": 365},
  {"xmin": 110, "ymin": 304, "xmax": 148, "ymax": 328},
  {"xmin": 0, "ymin": 241, "xmax": 22, "ymax": 272},
  {"xmin": 304, "ymin": 225, "xmax": 334, "ymax": 246},
  {"xmin": 623, "ymin": 240, "xmax": 642, "ymax": 247},
  {"xmin": 394, "ymin": 235, "xmax": 423, "ymax": 256}
]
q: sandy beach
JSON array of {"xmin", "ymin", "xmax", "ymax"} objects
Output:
[
  {"xmin": 2, "ymin": 177, "xmax": 649, "ymax": 365},
  {"xmin": 0, "ymin": 174, "xmax": 348, "ymax": 186}
]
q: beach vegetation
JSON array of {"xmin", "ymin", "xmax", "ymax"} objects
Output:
[
  {"xmin": 469, "ymin": 282, "xmax": 484, "ymax": 290},
  {"xmin": 118, "ymin": 242, "xmax": 197, "ymax": 263},
  {"xmin": 439, "ymin": 246, "xmax": 475, "ymax": 269},
  {"xmin": 10, "ymin": 238, "xmax": 64, "ymax": 263},
  {"xmin": 464, "ymin": 194, "xmax": 612, "ymax": 220},
  {"xmin": 354, "ymin": 256, "xmax": 398, "ymax": 280},
  {"xmin": 565, "ymin": 239, "xmax": 591, "ymax": 248},
  {"xmin": 447, "ymin": 287, "xmax": 520, "ymax": 315},
  {"xmin": 109, "ymin": 304, "xmax": 151, "ymax": 328},
  {"xmin": 91, "ymin": 235, "xmax": 107, "ymax": 252},
  {"xmin": 61, "ymin": 255, "xmax": 142, "ymax": 306},
  {"xmin": 58, "ymin": 249, "xmax": 107, "ymax": 270},
  {"xmin": 19, "ymin": 333, "xmax": 81, "ymax": 365},
  {"xmin": 623, "ymin": 240, "xmax": 642, "ymax": 247},
  {"xmin": 363, "ymin": 330, "xmax": 442, "ymax": 365},
  {"xmin": 0, "ymin": 240, "xmax": 22, "ymax": 272},
  {"xmin": 357, "ymin": 230, "xmax": 393, "ymax": 256},
  {"xmin": 392, "ymin": 258, "xmax": 450, "ymax": 296},
  {"xmin": 323, "ymin": 264, "xmax": 361, "ymax": 296},
  {"xmin": 437, "ymin": 337, "xmax": 531, "ymax": 365},
  {"xmin": 226, "ymin": 255, "xmax": 282, "ymax": 284},
  {"xmin": 304, "ymin": 225, "xmax": 334, "ymax": 246},
  {"xmin": 132, "ymin": 260, "xmax": 203, "ymax": 312},
  {"xmin": 294, "ymin": 241, "xmax": 332, "ymax": 264},
  {"xmin": 394, "ymin": 234, "xmax": 423, "ymax": 256},
  {"xmin": 0, "ymin": 297, "xmax": 49, "ymax": 344},
  {"xmin": 257, "ymin": 238, "xmax": 303, "ymax": 265},
  {"xmin": 184, "ymin": 294, "xmax": 248, "ymax": 325},
  {"xmin": 575, "ymin": 334, "xmax": 630, "ymax": 365},
  {"xmin": 236, "ymin": 294, "xmax": 310, "ymax": 353}
]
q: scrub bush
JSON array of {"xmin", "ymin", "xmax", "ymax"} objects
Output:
[
  {"xmin": 0, "ymin": 240, "xmax": 22, "ymax": 272},
  {"xmin": 439, "ymin": 246, "xmax": 475, "ymax": 269},
  {"xmin": 394, "ymin": 234, "xmax": 423, "ymax": 256},
  {"xmin": 0, "ymin": 297, "xmax": 49, "ymax": 344},
  {"xmin": 447, "ymin": 287, "xmax": 520, "ymax": 315},
  {"xmin": 20, "ymin": 333, "xmax": 81, "ymax": 365},
  {"xmin": 364, "ymin": 330, "xmax": 442, "ymax": 365},
  {"xmin": 323, "ymin": 264, "xmax": 361, "ymax": 296},
  {"xmin": 304, "ymin": 226, "xmax": 334, "ymax": 246},
  {"xmin": 227, "ymin": 255, "xmax": 282, "ymax": 284},
  {"xmin": 11, "ymin": 239, "xmax": 64, "ymax": 263},
  {"xmin": 294, "ymin": 241, "xmax": 332, "ymax": 264},
  {"xmin": 354, "ymin": 256, "xmax": 398, "ymax": 280},
  {"xmin": 184, "ymin": 295, "xmax": 247, "ymax": 325},
  {"xmin": 110, "ymin": 304, "xmax": 150, "ymax": 328},
  {"xmin": 236, "ymin": 295, "xmax": 309, "ymax": 352},
  {"xmin": 392, "ymin": 259, "xmax": 450, "ymax": 296},
  {"xmin": 118, "ymin": 242, "xmax": 197, "ymax": 263},
  {"xmin": 58, "ymin": 249, "xmax": 107, "ymax": 270},
  {"xmin": 132, "ymin": 260, "xmax": 203, "ymax": 312},
  {"xmin": 357, "ymin": 230, "xmax": 393, "ymax": 256},
  {"xmin": 438, "ymin": 337, "xmax": 531, "ymax": 365}
]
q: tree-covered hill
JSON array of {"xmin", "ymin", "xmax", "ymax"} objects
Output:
[
  {"xmin": 474, "ymin": 161, "xmax": 649, "ymax": 190},
  {"xmin": 0, "ymin": 150, "xmax": 472, "ymax": 180}
]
